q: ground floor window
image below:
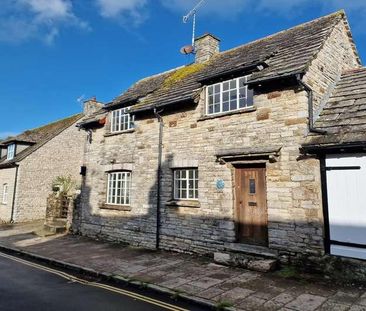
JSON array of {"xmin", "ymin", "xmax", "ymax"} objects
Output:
[
  {"xmin": 2, "ymin": 184, "xmax": 8, "ymax": 204},
  {"xmin": 107, "ymin": 172, "xmax": 131, "ymax": 205},
  {"xmin": 174, "ymin": 169, "xmax": 198, "ymax": 200}
]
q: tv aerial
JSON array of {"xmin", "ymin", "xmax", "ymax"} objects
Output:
[{"xmin": 180, "ymin": 0, "xmax": 207, "ymax": 55}]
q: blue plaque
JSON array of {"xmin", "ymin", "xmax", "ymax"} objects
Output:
[{"xmin": 216, "ymin": 179, "xmax": 225, "ymax": 190}]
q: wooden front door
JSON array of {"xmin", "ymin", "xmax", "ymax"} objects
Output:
[{"xmin": 235, "ymin": 166, "xmax": 268, "ymax": 246}]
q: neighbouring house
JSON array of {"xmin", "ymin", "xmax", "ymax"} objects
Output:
[
  {"xmin": 0, "ymin": 113, "xmax": 86, "ymax": 223},
  {"xmin": 302, "ymin": 68, "xmax": 366, "ymax": 261},
  {"xmin": 76, "ymin": 11, "xmax": 366, "ymax": 271}
]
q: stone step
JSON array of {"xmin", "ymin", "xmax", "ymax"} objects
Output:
[
  {"xmin": 224, "ymin": 243, "xmax": 278, "ymax": 259},
  {"xmin": 214, "ymin": 251, "xmax": 278, "ymax": 272},
  {"xmin": 45, "ymin": 218, "xmax": 67, "ymax": 227},
  {"xmin": 43, "ymin": 223, "xmax": 66, "ymax": 234},
  {"xmin": 33, "ymin": 229, "xmax": 58, "ymax": 237}
]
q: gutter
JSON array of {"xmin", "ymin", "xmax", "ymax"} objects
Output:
[
  {"xmin": 296, "ymin": 74, "xmax": 327, "ymax": 135},
  {"xmin": 10, "ymin": 165, "xmax": 19, "ymax": 223},
  {"xmin": 153, "ymin": 107, "xmax": 164, "ymax": 250},
  {"xmin": 301, "ymin": 141, "xmax": 366, "ymax": 154}
]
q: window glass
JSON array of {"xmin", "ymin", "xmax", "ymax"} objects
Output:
[
  {"xmin": 111, "ymin": 108, "xmax": 134, "ymax": 133},
  {"xmin": 7, "ymin": 144, "xmax": 15, "ymax": 160},
  {"xmin": 174, "ymin": 169, "xmax": 198, "ymax": 200},
  {"xmin": 206, "ymin": 76, "xmax": 253, "ymax": 115},
  {"xmin": 249, "ymin": 179, "xmax": 256, "ymax": 194},
  {"xmin": 2, "ymin": 184, "xmax": 8, "ymax": 204},
  {"xmin": 106, "ymin": 171, "xmax": 131, "ymax": 205}
]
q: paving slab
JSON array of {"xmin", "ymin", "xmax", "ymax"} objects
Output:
[
  {"xmin": 284, "ymin": 294, "xmax": 327, "ymax": 311},
  {"xmin": 0, "ymin": 222, "xmax": 365, "ymax": 311}
]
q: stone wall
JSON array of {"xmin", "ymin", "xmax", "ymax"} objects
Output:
[
  {"xmin": 0, "ymin": 167, "xmax": 17, "ymax": 222},
  {"xmin": 78, "ymin": 20, "xmax": 359, "ymax": 261},
  {"xmin": 13, "ymin": 122, "xmax": 85, "ymax": 222},
  {"xmin": 304, "ymin": 19, "xmax": 360, "ymax": 121},
  {"xmin": 79, "ymin": 85, "xmax": 325, "ymax": 259}
]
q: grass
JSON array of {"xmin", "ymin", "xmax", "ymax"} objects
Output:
[
  {"xmin": 275, "ymin": 265, "xmax": 299, "ymax": 279},
  {"xmin": 170, "ymin": 289, "xmax": 184, "ymax": 301},
  {"xmin": 215, "ymin": 300, "xmax": 234, "ymax": 310}
]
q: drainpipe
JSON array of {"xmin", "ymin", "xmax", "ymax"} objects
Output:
[
  {"xmin": 10, "ymin": 165, "xmax": 19, "ymax": 223},
  {"xmin": 296, "ymin": 74, "xmax": 327, "ymax": 135},
  {"xmin": 153, "ymin": 107, "xmax": 164, "ymax": 250}
]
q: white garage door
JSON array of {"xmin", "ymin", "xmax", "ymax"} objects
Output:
[{"xmin": 326, "ymin": 154, "xmax": 366, "ymax": 260}]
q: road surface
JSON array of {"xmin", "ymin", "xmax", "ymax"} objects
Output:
[{"xmin": 0, "ymin": 251, "xmax": 208, "ymax": 311}]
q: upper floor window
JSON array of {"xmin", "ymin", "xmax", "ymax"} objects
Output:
[
  {"xmin": 7, "ymin": 144, "xmax": 15, "ymax": 160},
  {"xmin": 174, "ymin": 168, "xmax": 198, "ymax": 200},
  {"xmin": 107, "ymin": 171, "xmax": 131, "ymax": 206},
  {"xmin": 206, "ymin": 76, "xmax": 254, "ymax": 115},
  {"xmin": 111, "ymin": 108, "xmax": 134, "ymax": 133},
  {"xmin": 2, "ymin": 184, "xmax": 8, "ymax": 204}
]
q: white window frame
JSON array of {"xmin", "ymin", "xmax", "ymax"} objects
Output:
[
  {"xmin": 107, "ymin": 171, "xmax": 131, "ymax": 206},
  {"xmin": 174, "ymin": 168, "xmax": 198, "ymax": 200},
  {"xmin": 206, "ymin": 76, "xmax": 253, "ymax": 115},
  {"xmin": 110, "ymin": 108, "xmax": 134, "ymax": 133},
  {"xmin": 2, "ymin": 184, "xmax": 8, "ymax": 204},
  {"xmin": 7, "ymin": 144, "xmax": 15, "ymax": 160}
]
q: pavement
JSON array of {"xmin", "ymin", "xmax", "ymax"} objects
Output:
[
  {"xmin": 0, "ymin": 252, "xmax": 206, "ymax": 311},
  {"xmin": 1, "ymin": 222, "xmax": 366, "ymax": 311}
]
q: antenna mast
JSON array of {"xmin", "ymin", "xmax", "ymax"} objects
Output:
[{"xmin": 183, "ymin": 0, "xmax": 206, "ymax": 47}]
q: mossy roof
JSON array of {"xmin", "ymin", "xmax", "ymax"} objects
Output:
[
  {"xmin": 0, "ymin": 114, "xmax": 83, "ymax": 168},
  {"xmin": 105, "ymin": 10, "xmax": 359, "ymax": 113}
]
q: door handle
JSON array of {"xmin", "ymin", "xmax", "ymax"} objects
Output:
[{"xmin": 248, "ymin": 202, "xmax": 257, "ymax": 207}]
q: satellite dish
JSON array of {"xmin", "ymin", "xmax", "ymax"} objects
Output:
[{"xmin": 180, "ymin": 45, "xmax": 194, "ymax": 55}]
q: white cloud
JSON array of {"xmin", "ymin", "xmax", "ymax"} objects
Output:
[
  {"xmin": 0, "ymin": 0, "xmax": 88, "ymax": 44},
  {"xmin": 95, "ymin": 0, "xmax": 148, "ymax": 26}
]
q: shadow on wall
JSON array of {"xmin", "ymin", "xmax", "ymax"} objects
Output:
[{"xmin": 69, "ymin": 153, "xmax": 332, "ymax": 265}]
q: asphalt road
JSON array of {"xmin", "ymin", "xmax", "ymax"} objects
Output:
[{"xmin": 0, "ymin": 252, "xmax": 209, "ymax": 311}]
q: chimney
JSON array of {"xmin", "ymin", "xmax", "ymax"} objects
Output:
[
  {"xmin": 83, "ymin": 97, "xmax": 103, "ymax": 116},
  {"xmin": 194, "ymin": 33, "xmax": 220, "ymax": 64}
]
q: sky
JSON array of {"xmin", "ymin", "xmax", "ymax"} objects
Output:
[{"xmin": 1, "ymin": 0, "xmax": 366, "ymax": 138}]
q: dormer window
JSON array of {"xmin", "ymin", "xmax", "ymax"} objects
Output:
[
  {"xmin": 7, "ymin": 144, "xmax": 15, "ymax": 160},
  {"xmin": 206, "ymin": 76, "xmax": 254, "ymax": 115},
  {"xmin": 111, "ymin": 108, "xmax": 134, "ymax": 133}
]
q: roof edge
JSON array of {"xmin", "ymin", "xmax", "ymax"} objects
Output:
[{"xmin": 2, "ymin": 113, "xmax": 84, "ymax": 164}]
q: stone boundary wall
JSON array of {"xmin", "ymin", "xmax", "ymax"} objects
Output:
[{"xmin": 13, "ymin": 122, "xmax": 85, "ymax": 222}]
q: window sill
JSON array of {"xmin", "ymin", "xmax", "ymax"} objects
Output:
[
  {"xmin": 166, "ymin": 200, "xmax": 201, "ymax": 208},
  {"xmin": 104, "ymin": 129, "xmax": 135, "ymax": 137},
  {"xmin": 197, "ymin": 107, "xmax": 256, "ymax": 122},
  {"xmin": 100, "ymin": 204, "xmax": 132, "ymax": 211}
]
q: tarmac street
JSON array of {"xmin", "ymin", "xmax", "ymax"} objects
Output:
[{"xmin": 0, "ymin": 252, "xmax": 207, "ymax": 311}]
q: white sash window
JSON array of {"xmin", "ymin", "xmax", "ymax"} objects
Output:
[
  {"xmin": 206, "ymin": 76, "xmax": 254, "ymax": 115},
  {"xmin": 7, "ymin": 144, "xmax": 15, "ymax": 160},
  {"xmin": 107, "ymin": 172, "xmax": 131, "ymax": 206},
  {"xmin": 111, "ymin": 108, "xmax": 134, "ymax": 133}
]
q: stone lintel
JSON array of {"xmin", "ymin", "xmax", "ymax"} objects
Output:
[{"xmin": 104, "ymin": 163, "xmax": 134, "ymax": 172}]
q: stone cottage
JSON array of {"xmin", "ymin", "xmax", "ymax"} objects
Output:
[
  {"xmin": 302, "ymin": 68, "xmax": 366, "ymax": 262},
  {"xmin": 0, "ymin": 114, "xmax": 85, "ymax": 223},
  {"xmin": 77, "ymin": 11, "xmax": 365, "ymax": 267}
]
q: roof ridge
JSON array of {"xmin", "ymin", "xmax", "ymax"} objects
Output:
[
  {"xmin": 21, "ymin": 113, "xmax": 82, "ymax": 135},
  {"xmin": 1, "ymin": 113, "xmax": 83, "ymax": 144},
  {"xmin": 218, "ymin": 10, "xmax": 345, "ymax": 58}
]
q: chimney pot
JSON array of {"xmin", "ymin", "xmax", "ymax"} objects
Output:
[{"xmin": 194, "ymin": 33, "xmax": 220, "ymax": 64}]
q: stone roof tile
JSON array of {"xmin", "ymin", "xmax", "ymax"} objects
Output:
[
  {"xmin": 304, "ymin": 68, "xmax": 366, "ymax": 147},
  {"xmin": 0, "ymin": 114, "xmax": 83, "ymax": 168},
  {"xmin": 105, "ymin": 11, "xmax": 357, "ymax": 112}
]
